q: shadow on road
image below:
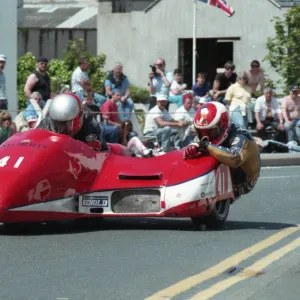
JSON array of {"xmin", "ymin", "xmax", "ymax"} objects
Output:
[{"xmin": 0, "ymin": 218, "xmax": 297, "ymax": 236}]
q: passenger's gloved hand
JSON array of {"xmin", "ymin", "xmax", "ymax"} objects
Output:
[
  {"xmin": 199, "ymin": 136, "xmax": 210, "ymax": 150},
  {"xmin": 87, "ymin": 140, "xmax": 101, "ymax": 152},
  {"xmin": 183, "ymin": 143, "xmax": 202, "ymax": 160}
]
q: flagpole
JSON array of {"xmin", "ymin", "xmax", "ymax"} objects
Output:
[{"xmin": 192, "ymin": 0, "xmax": 197, "ymax": 86}]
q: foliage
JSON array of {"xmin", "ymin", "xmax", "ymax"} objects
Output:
[
  {"xmin": 17, "ymin": 38, "xmax": 149, "ymax": 110},
  {"xmin": 17, "ymin": 52, "xmax": 36, "ymax": 109},
  {"xmin": 129, "ymin": 85, "xmax": 149, "ymax": 103},
  {"xmin": 264, "ymin": 5, "xmax": 300, "ymax": 92}
]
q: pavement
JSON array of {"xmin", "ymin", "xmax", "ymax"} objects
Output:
[{"xmin": 0, "ymin": 166, "xmax": 300, "ymax": 300}]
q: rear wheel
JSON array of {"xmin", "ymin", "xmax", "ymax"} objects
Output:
[{"xmin": 191, "ymin": 199, "xmax": 231, "ymax": 230}]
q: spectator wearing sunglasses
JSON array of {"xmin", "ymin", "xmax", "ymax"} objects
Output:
[
  {"xmin": 212, "ymin": 61, "xmax": 237, "ymax": 105},
  {"xmin": 148, "ymin": 58, "xmax": 173, "ymax": 110},
  {"xmin": 24, "ymin": 57, "xmax": 51, "ymax": 102},
  {"xmin": 0, "ymin": 111, "xmax": 15, "ymax": 144},
  {"xmin": 246, "ymin": 60, "xmax": 265, "ymax": 98}
]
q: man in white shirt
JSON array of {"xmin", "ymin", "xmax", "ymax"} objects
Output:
[
  {"xmin": 71, "ymin": 58, "xmax": 106, "ymax": 108},
  {"xmin": 148, "ymin": 58, "xmax": 173, "ymax": 110},
  {"xmin": 0, "ymin": 54, "xmax": 7, "ymax": 110},
  {"xmin": 143, "ymin": 94, "xmax": 186, "ymax": 151},
  {"xmin": 174, "ymin": 93, "xmax": 196, "ymax": 146},
  {"xmin": 254, "ymin": 87, "xmax": 285, "ymax": 141}
]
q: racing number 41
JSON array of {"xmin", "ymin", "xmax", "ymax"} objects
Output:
[{"xmin": 0, "ymin": 156, "xmax": 24, "ymax": 168}]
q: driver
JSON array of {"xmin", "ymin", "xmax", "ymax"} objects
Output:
[
  {"xmin": 184, "ymin": 102, "xmax": 261, "ymax": 198},
  {"xmin": 37, "ymin": 93, "xmax": 108, "ymax": 151}
]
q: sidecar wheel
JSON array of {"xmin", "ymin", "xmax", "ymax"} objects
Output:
[{"xmin": 191, "ymin": 199, "xmax": 231, "ymax": 230}]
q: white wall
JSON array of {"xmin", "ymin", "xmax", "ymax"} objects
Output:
[
  {"xmin": 97, "ymin": 0, "xmax": 286, "ymax": 90},
  {"xmin": 0, "ymin": 0, "xmax": 18, "ymax": 116}
]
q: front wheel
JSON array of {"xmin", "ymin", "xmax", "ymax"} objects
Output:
[{"xmin": 191, "ymin": 199, "xmax": 231, "ymax": 230}]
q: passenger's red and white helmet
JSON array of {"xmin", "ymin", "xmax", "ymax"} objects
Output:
[
  {"xmin": 194, "ymin": 102, "xmax": 230, "ymax": 145},
  {"xmin": 49, "ymin": 93, "xmax": 84, "ymax": 136}
]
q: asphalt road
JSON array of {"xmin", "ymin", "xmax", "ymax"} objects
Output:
[{"xmin": 0, "ymin": 166, "xmax": 300, "ymax": 300}]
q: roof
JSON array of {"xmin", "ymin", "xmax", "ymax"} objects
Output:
[
  {"xmin": 272, "ymin": 0, "xmax": 300, "ymax": 6},
  {"xmin": 22, "ymin": 0, "xmax": 98, "ymax": 28}
]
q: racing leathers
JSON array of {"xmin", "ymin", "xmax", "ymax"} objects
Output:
[
  {"xmin": 186, "ymin": 123, "xmax": 261, "ymax": 197},
  {"xmin": 37, "ymin": 114, "xmax": 109, "ymax": 151}
]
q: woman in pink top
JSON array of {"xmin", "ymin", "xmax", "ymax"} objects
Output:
[
  {"xmin": 246, "ymin": 60, "xmax": 265, "ymax": 97},
  {"xmin": 281, "ymin": 85, "xmax": 300, "ymax": 142}
]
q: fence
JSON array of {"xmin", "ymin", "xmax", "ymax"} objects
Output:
[{"xmin": 17, "ymin": 28, "xmax": 97, "ymax": 59}]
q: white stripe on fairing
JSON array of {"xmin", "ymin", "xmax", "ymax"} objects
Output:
[
  {"xmin": 164, "ymin": 166, "xmax": 233, "ymax": 209},
  {"xmin": 8, "ymin": 196, "xmax": 76, "ymax": 213},
  {"xmin": 56, "ymin": 7, "xmax": 98, "ymax": 28}
]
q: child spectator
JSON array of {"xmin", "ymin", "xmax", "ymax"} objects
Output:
[
  {"xmin": 168, "ymin": 69, "xmax": 187, "ymax": 107},
  {"xmin": 83, "ymin": 90, "xmax": 101, "ymax": 122},
  {"xmin": 192, "ymin": 73, "xmax": 211, "ymax": 104}
]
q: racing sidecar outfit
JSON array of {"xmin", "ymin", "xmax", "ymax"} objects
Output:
[
  {"xmin": 195, "ymin": 123, "xmax": 261, "ymax": 197},
  {"xmin": 37, "ymin": 115, "xmax": 109, "ymax": 151}
]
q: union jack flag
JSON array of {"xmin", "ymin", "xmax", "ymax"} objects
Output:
[{"xmin": 199, "ymin": 0, "xmax": 235, "ymax": 17}]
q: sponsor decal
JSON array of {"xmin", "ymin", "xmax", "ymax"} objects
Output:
[
  {"xmin": 27, "ymin": 179, "xmax": 51, "ymax": 202},
  {"xmin": 201, "ymin": 192, "xmax": 206, "ymax": 198},
  {"xmin": 195, "ymin": 107, "xmax": 210, "ymax": 127},
  {"xmin": 82, "ymin": 196, "xmax": 109, "ymax": 207},
  {"xmin": 176, "ymin": 193, "xmax": 182, "ymax": 198},
  {"xmin": 86, "ymin": 134, "xmax": 97, "ymax": 142},
  {"xmin": 0, "ymin": 140, "xmax": 47, "ymax": 149}
]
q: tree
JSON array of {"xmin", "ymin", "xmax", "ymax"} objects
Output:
[{"xmin": 264, "ymin": 5, "xmax": 300, "ymax": 92}]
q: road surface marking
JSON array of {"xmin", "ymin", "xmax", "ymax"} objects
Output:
[
  {"xmin": 144, "ymin": 225, "xmax": 299, "ymax": 300},
  {"xmin": 190, "ymin": 236, "xmax": 300, "ymax": 299},
  {"xmin": 260, "ymin": 175, "xmax": 300, "ymax": 179}
]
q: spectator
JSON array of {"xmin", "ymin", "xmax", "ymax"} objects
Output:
[
  {"xmin": 105, "ymin": 63, "xmax": 134, "ymax": 121},
  {"xmin": 281, "ymin": 84, "xmax": 300, "ymax": 142},
  {"xmin": 212, "ymin": 61, "xmax": 237, "ymax": 104},
  {"xmin": 168, "ymin": 69, "xmax": 187, "ymax": 107},
  {"xmin": 100, "ymin": 91, "xmax": 121, "ymax": 143},
  {"xmin": 0, "ymin": 111, "xmax": 15, "ymax": 144},
  {"xmin": 23, "ymin": 91, "xmax": 45, "ymax": 128},
  {"xmin": 174, "ymin": 93, "xmax": 196, "ymax": 147},
  {"xmin": 192, "ymin": 73, "xmax": 211, "ymax": 103},
  {"xmin": 83, "ymin": 90, "xmax": 101, "ymax": 122},
  {"xmin": 143, "ymin": 94, "xmax": 186, "ymax": 152},
  {"xmin": 254, "ymin": 87, "xmax": 285, "ymax": 141},
  {"xmin": 24, "ymin": 57, "xmax": 51, "ymax": 102},
  {"xmin": 71, "ymin": 58, "xmax": 106, "ymax": 108},
  {"xmin": 0, "ymin": 54, "xmax": 7, "ymax": 110},
  {"xmin": 148, "ymin": 58, "xmax": 173, "ymax": 110},
  {"xmin": 225, "ymin": 71, "xmax": 252, "ymax": 129},
  {"xmin": 246, "ymin": 60, "xmax": 265, "ymax": 97}
]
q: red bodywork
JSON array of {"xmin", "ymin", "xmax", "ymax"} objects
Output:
[{"xmin": 0, "ymin": 130, "xmax": 234, "ymax": 223}]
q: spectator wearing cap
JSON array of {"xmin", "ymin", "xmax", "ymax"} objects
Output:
[
  {"xmin": 71, "ymin": 58, "xmax": 106, "ymax": 108},
  {"xmin": 24, "ymin": 57, "xmax": 51, "ymax": 102},
  {"xmin": 100, "ymin": 91, "xmax": 122, "ymax": 143},
  {"xmin": 174, "ymin": 93, "xmax": 196, "ymax": 147},
  {"xmin": 143, "ymin": 94, "xmax": 186, "ymax": 152},
  {"xmin": 281, "ymin": 84, "xmax": 300, "ymax": 142},
  {"xmin": 104, "ymin": 62, "xmax": 134, "ymax": 121},
  {"xmin": 23, "ymin": 91, "xmax": 45, "ymax": 128},
  {"xmin": 0, "ymin": 54, "xmax": 7, "ymax": 110}
]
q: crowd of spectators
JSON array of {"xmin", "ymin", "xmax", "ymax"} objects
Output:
[{"xmin": 0, "ymin": 53, "xmax": 300, "ymax": 153}]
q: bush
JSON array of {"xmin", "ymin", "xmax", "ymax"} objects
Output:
[
  {"xmin": 129, "ymin": 85, "xmax": 149, "ymax": 103},
  {"xmin": 17, "ymin": 38, "xmax": 148, "ymax": 109}
]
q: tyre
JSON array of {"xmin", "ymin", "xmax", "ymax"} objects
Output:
[{"xmin": 191, "ymin": 199, "xmax": 231, "ymax": 230}]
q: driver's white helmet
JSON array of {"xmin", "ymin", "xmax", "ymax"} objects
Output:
[{"xmin": 49, "ymin": 93, "xmax": 84, "ymax": 136}]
